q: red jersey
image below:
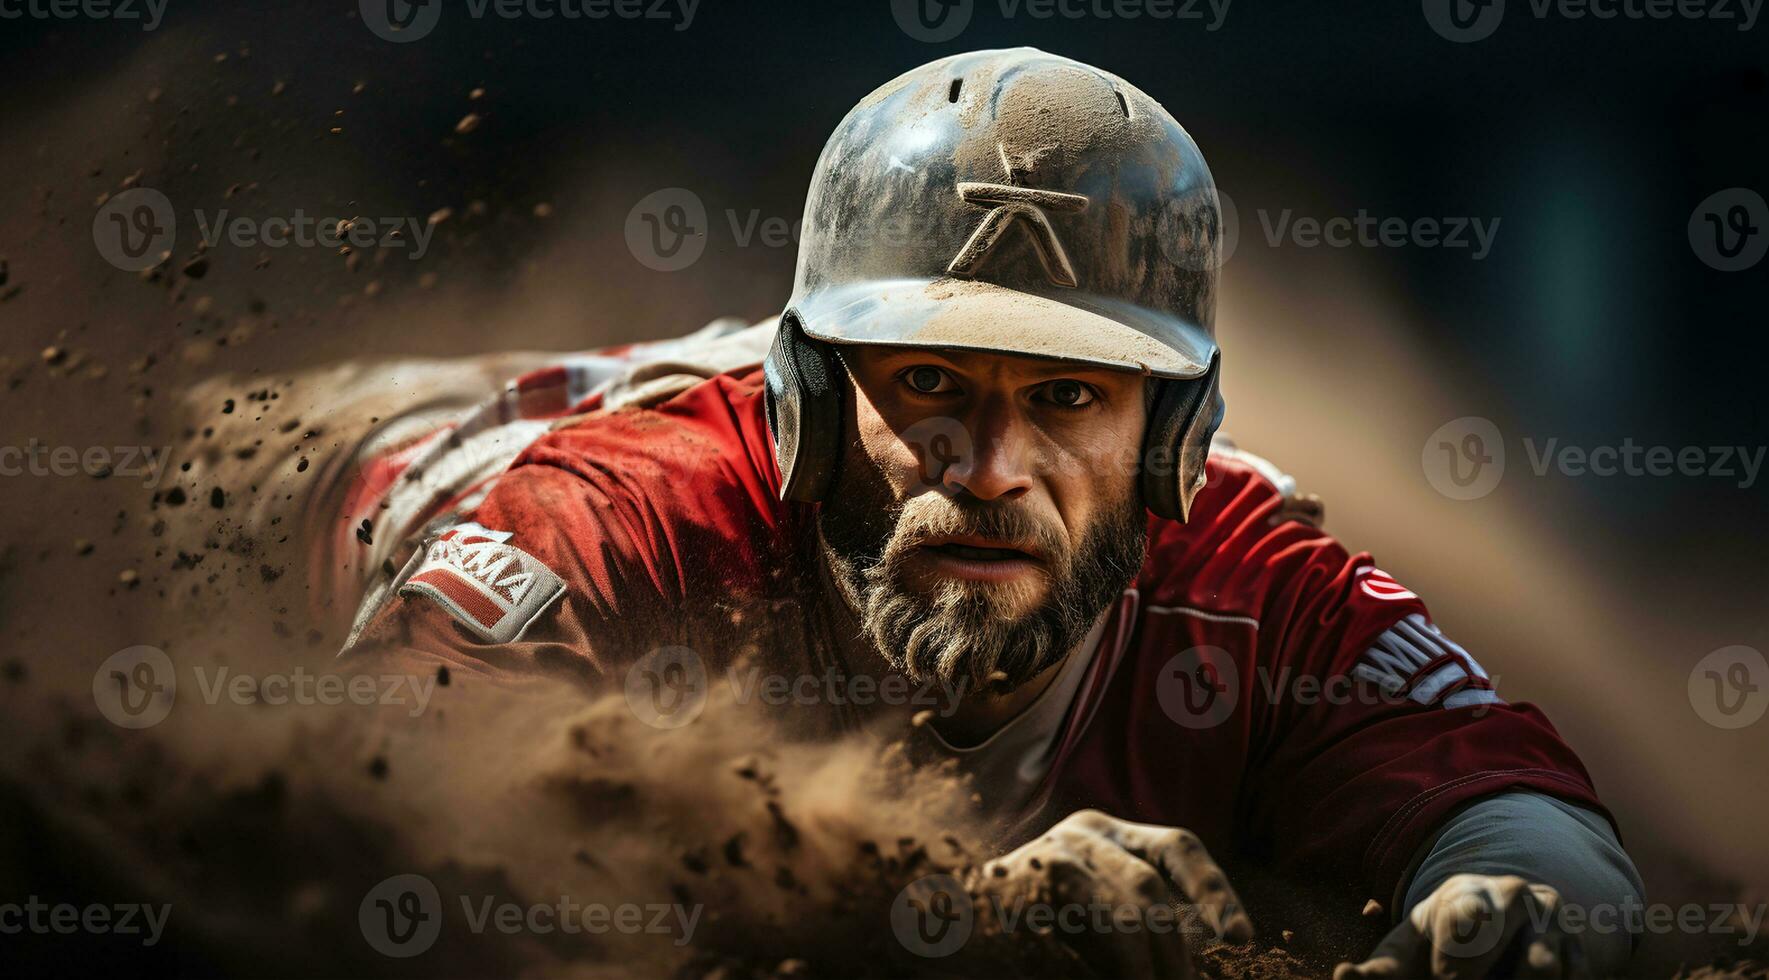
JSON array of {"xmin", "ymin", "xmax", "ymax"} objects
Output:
[{"xmin": 343, "ymin": 366, "xmax": 1609, "ymax": 899}]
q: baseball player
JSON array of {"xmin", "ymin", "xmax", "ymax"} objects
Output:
[{"xmin": 335, "ymin": 49, "xmax": 1643, "ymax": 978}]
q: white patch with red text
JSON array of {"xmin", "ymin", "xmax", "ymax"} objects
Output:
[
  {"xmin": 1356, "ymin": 566, "xmax": 1420, "ymax": 602},
  {"xmin": 398, "ymin": 521, "xmax": 565, "ymax": 644}
]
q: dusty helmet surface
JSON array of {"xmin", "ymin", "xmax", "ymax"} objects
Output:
[
  {"xmin": 767, "ymin": 48, "xmax": 1226, "ymax": 521},
  {"xmin": 786, "ymin": 46, "xmax": 1223, "ymax": 380}
]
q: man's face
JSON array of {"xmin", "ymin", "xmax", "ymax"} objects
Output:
[{"xmin": 817, "ymin": 345, "xmax": 1151, "ymax": 693}]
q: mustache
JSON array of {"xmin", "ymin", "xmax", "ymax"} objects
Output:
[{"xmin": 882, "ymin": 494, "xmax": 1071, "ymax": 568}]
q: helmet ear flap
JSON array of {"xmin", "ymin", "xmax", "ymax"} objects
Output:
[
  {"xmin": 763, "ymin": 313, "xmax": 845, "ymax": 503},
  {"xmin": 1141, "ymin": 355, "xmax": 1224, "ymax": 522}
]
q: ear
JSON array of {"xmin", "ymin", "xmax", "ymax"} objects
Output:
[{"xmin": 762, "ymin": 314, "xmax": 846, "ymax": 503}]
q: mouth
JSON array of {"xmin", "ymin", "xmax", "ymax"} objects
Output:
[{"xmin": 914, "ymin": 535, "xmax": 1046, "ymax": 583}]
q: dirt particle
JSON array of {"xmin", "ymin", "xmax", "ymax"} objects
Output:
[
  {"xmin": 455, "ymin": 113, "xmax": 482, "ymax": 135},
  {"xmin": 118, "ymin": 568, "xmax": 140, "ymax": 588},
  {"xmin": 723, "ymin": 834, "xmax": 749, "ymax": 868},
  {"xmin": 210, "ymin": 487, "xmax": 226, "ymax": 509}
]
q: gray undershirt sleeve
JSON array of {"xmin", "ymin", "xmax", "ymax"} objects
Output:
[{"xmin": 1402, "ymin": 791, "xmax": 1645, "ymax": 977}]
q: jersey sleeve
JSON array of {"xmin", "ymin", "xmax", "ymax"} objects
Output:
[
  {"xmin": 337, "ymin": 372, "xmax": 790, "ymax": 693},
  {"xmin": 337, "ymin": 460, "xmax": 680, "ymax": 691},
  {"xmin": 1197, "ymin": 468, "xmax": 1614, "ymax": 899}
]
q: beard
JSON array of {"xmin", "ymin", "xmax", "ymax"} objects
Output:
[{"xmin": 817, "ymin": 452, "xmax": 1148, "ymax": 694}]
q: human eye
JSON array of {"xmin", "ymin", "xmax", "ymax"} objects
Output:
[
  {"xmin": 1035, "ymin": 378, "xmax": 1097, "ymax": 408},
  {"xmin": 900, "ymin": 365, "xmax": 959, "ymax": 395}
]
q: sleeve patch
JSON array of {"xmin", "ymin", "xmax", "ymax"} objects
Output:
[
  {"xmin": 1356, "ymin": 566, "xmax": 1420, "ymax": 602},
  {"xmin": 398, "ymin": 521, "xmax": 565, "ymax": 644},
  {"xmin": 1351, "ymin": 613, "xmax": 1503, "ymax": 710}
]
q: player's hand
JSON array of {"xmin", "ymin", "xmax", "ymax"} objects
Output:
[
  {"xmin": 968, "ymin": 809, "xmax": 1254, "ymax": 980},
  {"xmin": 1335, "ymin": 874, "xmax": 1587, "ymax": 979}
]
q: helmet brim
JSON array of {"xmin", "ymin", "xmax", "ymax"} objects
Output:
[{"xmin": 793, "ymin": 277, "xmax": 1214, "ymax": 380}]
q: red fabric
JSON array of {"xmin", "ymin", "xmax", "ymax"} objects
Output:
[{"xmin": 345, "ymin": 366, "xmax": 1609, "ymax": 896}]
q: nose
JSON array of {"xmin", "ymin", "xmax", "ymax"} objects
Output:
[{"xmin": 938, "ymin": 397, "xmax": 1034, "ymax": 502}]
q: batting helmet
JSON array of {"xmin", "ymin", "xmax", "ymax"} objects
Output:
[{"xmin": 764, "ymin": 47, "xmax": 1226, "ymax": 521}]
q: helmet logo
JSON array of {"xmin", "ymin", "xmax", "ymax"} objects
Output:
[{"xmin": 947, "ymin": 142, "xmax": 1090, "ymax": 288}]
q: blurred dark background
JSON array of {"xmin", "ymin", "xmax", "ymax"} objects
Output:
[{"xmin": 1, "ymin": 0, "xmax": 1765, "ymax": 973}]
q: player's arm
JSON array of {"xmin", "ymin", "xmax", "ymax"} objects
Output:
[
  {"xmin": 336, "ymin": 460, "xmax": 676, "ymax": 694},
  {"xmin": 1210, "ymin": 472, "xmax": 1638, "ymax": 977},
  {"xmin": 1337, "ymin": 791, "xmax": 1643, "ymax": 978}
]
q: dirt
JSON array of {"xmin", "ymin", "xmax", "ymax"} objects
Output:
[{"xmin": 0, "ymin": 29, "xmax": 1762, "ymax": 980}]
